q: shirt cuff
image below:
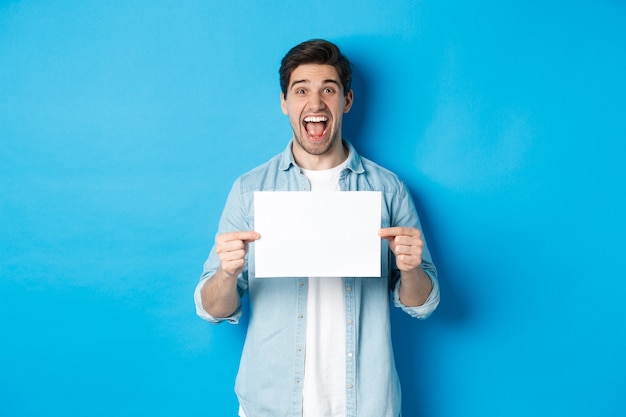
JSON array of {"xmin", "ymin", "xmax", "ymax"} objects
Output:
[
  {"xmin": 392, "ymin": 272, "xmax": 440, "ymax": 319},
  {"xmin": 194, "ymin": 277, "xmax": 242, "ymax": 324}
]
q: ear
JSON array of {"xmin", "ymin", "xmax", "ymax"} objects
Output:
[
  {"xmin": 280, "ymin": 92, "xmax": 288, "ymax": 115},
  {"xmin": 343, "ymin": 89, "xmax": 354, "ymax": 113}
]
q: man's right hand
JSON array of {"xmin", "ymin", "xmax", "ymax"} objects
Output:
[{"xmin": 215, "ymin": 231, "xmax": 260, "ymax": 278}]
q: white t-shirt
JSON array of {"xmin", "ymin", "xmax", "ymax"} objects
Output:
[
  {"xmin": 300, "ymin": 161, "xmax": 347, "ymax": 417},
  {"xmin": 239, "ymin": 159, "xmax": 348, "ymax": 417}
]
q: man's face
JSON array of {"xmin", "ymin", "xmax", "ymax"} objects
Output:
[{"xmin": 281, "ymin": 64, "xmax": 353, "ymax": 159}]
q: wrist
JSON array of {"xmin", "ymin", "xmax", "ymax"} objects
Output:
[{"xmin": 217, "ymin": 265, "xmax": 240, "ymax": 280}]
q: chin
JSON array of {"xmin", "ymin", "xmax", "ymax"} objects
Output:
[{"xmin": 297, "ymin": 136, "xmax": 336, "ymax": 156}]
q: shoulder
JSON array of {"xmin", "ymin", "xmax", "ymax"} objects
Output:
[
  {"xmin": 358, "ymin": 154, "xmax": 409, "ymax": 193},
  {"xmin": 232, "ymin": 152, "xmax": 286, "ymax": 193}
]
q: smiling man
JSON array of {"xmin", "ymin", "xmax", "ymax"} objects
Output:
[
  {"xmin": 281, "ymin": 63, "xmax": 353, "ymax": 166},
  {"xmin": 195, "ymin": 39, "xmax": 440, "ymax": 417}
]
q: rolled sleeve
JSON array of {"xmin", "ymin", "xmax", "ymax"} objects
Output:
[
  {"xmin": 194, "ymin": 277, "xmax": 243, "ymax": 324},
  {"xmin": 392, "ymin": 270, "xmax": 440, "ymax": 319}
]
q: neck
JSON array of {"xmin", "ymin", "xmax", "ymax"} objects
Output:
[{"xmin": 292, "ymin": 139, "xmax": 348, "ymax": 170}]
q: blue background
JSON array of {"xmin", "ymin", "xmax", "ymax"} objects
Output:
[{"xmin": 1, "ymin": 1, "xmax": 625, "ymax": 416}]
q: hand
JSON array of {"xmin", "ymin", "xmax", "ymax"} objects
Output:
[
  {"xmin": 379, "ymin": 227, "xmax": 423, "ymax": 272},
  {"xmin": 215, "ymin": 231, "xmax": 260, "ymax": 278}
]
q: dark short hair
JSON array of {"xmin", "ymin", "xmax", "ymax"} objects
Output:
[{"xmin": 279, "ymin": 39, "xmax": 352, "ymax": 97}]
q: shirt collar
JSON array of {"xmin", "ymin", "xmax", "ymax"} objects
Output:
[{"xmin": 278, "ymin": 139, "xmax": 365, "ymax": 174}]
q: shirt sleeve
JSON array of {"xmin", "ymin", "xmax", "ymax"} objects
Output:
[
  {"xmin": 388, "ymin": 178, "xmax": 440, "ymax": 319},
  {"xmin": 194, "ymin": 277, "xmax": 243, "ymax": 324},
  {"xmin": 194, "ymin": 177, "xmax": 250, "ymax": 325},
  {"xmin": 392, "ymin": 269, "xmax": 440, "ymax": 319}
]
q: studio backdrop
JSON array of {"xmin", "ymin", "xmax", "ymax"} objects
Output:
[{"xmin": 1, "ymin": 1, "xmax": 625, "ymax": 416}]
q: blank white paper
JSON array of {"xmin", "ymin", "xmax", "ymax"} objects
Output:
[{"xmin": 253, "ymin": 191, "xmax": 381, "ymax": 278}]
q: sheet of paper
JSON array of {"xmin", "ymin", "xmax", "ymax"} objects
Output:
[{"xmin": 254, "ymin": 191, "xmax": 381, "ymax": 278}]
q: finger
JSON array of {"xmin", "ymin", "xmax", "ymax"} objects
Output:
[
  {"xmin": 221, "ymin": 258, "xmax": 245, "ymax": 275},
  {"xmin": 391, "ymin": 235, "xmax": 423, "ymax": 247},
  {"xmin": 392, "ymin": 243, "xmax": 423, "ymax": 258},
  {"xmin": 216, "ymin": 232, "xmax": 258, "ymax": 260},
  {"xmin": 378, "ymin": 227, "xmax": 420, "ymax": 239},
  {"xmin": 395, "ymin": 255, "xmax": 422, "ymax": 271},
  {"xmin": 393, "ymin": 244, "xmax": 414, "ymax": 255},
  {"xmin": 218, "ymin": 247, "xmax": 248, "ymax": 262},
  {"xmin": 398, "ymin": 244, "xmax": 422, "ymax": 258},
  {"xmin": 219, "ymin": 231, "xmax": 261, "ymax": 243},
  {"xmin": 217, "ymin": 239, "xmax": 247, "ymax": 253}
]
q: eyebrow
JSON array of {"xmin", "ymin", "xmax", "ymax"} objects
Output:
[{"xmin": 289, "ymin": 79, "xmax": 341, "ymax": 90}]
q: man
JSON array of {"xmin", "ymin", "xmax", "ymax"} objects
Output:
[{"xmin": 194, "ymin": 39, "xmax": 440, "ymax": 417}]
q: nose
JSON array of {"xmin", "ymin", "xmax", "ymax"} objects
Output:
[{"xmin": 308, "ymin": 92, "xmax": 326, "ymax": 112}]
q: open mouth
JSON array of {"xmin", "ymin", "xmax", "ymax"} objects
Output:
[{"xmin": 303, "ymin": 116, "xmax": 329, "ymax": 141}]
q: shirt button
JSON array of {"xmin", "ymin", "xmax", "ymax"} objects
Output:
[
  {"xmin": 296, "ymin": 378, "xmax": 301, "ymax": 384},
  {"xmin": 347, "ymin": 352, "xmax": 353, "ymax": 358},
  {"xmin": 347, "ymin": 383, "xmax": 353, "ymax": 389},
  {"xmin": 299, "ymin": 314, "xmax": 304, "ymax": 319},
  {"xmin": 346, "ymin": 286, "xmax": 352, "ymax": 292},
  {"xmin": 347, "ymin": 319, "xmax": 353, "ymax": 324}
]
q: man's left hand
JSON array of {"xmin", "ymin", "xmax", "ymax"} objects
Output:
[{"xmin": 379, "ymin": 227, "xmax": 423, "ymax": 272}]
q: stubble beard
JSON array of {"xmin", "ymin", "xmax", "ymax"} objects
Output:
[{"xmin": 292, "ymin": 125, "xmax": 341, "ymax": 157}]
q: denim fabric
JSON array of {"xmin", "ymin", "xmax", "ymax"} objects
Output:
[{"xmin": 195, "ymin": 140, "xmax": 440, "ymax": 417}]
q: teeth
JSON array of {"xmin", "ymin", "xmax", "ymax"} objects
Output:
[{"xmin": 304, "ymin": 116, "xmax": 328, "ymax": 123}]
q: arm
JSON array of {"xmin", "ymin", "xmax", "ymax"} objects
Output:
[
  {"xmin": 396, "ymin": 266, "xmax": 433, "ymax": 307},
  {"xmin": 200, "ymin": 231, "xmax": 260, "ymax": 318},
  {"xmin": 379, "ymin": 227, "xmax": 433, "ymax": 307}
]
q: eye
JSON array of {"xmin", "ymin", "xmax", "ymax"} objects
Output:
[
  {"xmin": 323, "ymin": 87, "xmax": 335, "ymax": 94},
  {"xmin": 295, "ymin": 88, "xmax": 307, "ymax": 95}
]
